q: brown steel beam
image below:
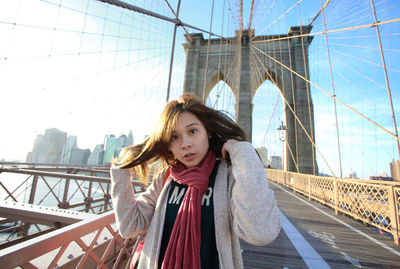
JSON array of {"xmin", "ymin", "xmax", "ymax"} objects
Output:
[
  {"xmin": 0, "ymin": 167, "xmax": 143, "ymax": 186},
  {"xmin": 0, "ymin": 201, "xmax": 94, "ymax": 226}
]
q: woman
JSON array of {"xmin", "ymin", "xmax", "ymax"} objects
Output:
[{"xmin": 111, "ymin": 93, "xmax": 281, "ymax": 269}]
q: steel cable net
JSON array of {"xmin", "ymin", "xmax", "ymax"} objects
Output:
[
  {"xmin": 1, "ymin": 0, "xmax": 398, "ymax": 179},
  {"xmin": 247, "ymin": 0, "xmax": 400, "ymax": 180},
  {"xmin": 0, "ymin": 0, "xmax": 400, "ymax": 265}
]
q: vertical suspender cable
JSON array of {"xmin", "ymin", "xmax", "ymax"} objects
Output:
[
  {"xmin": 165, "ymin": 0, "xmax": 181, "ymax": 103},
  {"xmin": 248, "ymin": 0, "xmax": 254, "ymax": 30},
  {"xmin": 164, "ymin": 0, "xmax": 193, "ymax": 41},
  {"xmin": 240, "ymin": 0, "xmax": 243, "ymax": 32},
  {"xmin": 214, "ymin": 0, "xmax": 226, "ymax": 109},
  {"xmin": 320, "ymin": 0, "xmax": 343, "ymax": 178},
  {"xmin": 369, "ymin": 0, "xmax": 400, "ymax": 160},
  {"xmin": 203, "ymin": 0, "xmax": 215, "ymax": 103}
]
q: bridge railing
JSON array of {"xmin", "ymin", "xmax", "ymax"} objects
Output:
[
  {"xmin": 266, "ymin": 169, "xmax": 400, "ymax": 245},
  {"xmin": 1, "ymin": 167, "xmax": 399, "ymax": 267},
  {"xmin": 0, "ymin": 164, "xmax": 113, "ymax": 214},
  {"xmin": 0, "ymin": 210, "xmax": 137, "ymax": 268},
  {"xmin": 0, "ymin": 164, "xmax": 146, "ymax": 250}
]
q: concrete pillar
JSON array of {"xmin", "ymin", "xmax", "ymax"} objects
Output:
[
  {"xmin": 287, "ymin": 26, "xmax": 317, "ymax": 175},
  {"xmin": 183, "ymin": 34, "xmax": 203, "ymax": 97},
  {"xmin": 236, "ymin": 31, "xmax": 253, "ymax": 141}
]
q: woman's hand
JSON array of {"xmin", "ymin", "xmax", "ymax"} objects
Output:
[{"xmin": 221, "ymin": 139, "xmax": 239, "ymax": 159}]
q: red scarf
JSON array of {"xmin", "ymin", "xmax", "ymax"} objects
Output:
[{"xmin": 161, "ymin": 150, "xmax": 216, "ymax": 269}]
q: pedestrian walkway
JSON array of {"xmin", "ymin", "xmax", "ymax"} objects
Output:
[{"xmin": 241, "ymin": 181, "xmax": 400, "ymax": 268}]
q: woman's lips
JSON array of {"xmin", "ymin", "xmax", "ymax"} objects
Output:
[{"xmin": 183, "ymin": 153, "xmax": 196, "ymax": 161}]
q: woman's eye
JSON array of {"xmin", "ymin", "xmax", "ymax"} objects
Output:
[
  {"xmin": 190, "ymin": 129, "xmax": 197, "ymax": 134},
  {"xmin": 171, "ymin": 135, "xmax": 178, "ymax": 141}
]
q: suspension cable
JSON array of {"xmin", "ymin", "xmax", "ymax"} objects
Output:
[
  {"xmin": 251, "ymin": 0, "xmax": 277, "ymax": 33},
  {"xmin": 252, "ymin": 17, "xmax": 400, "ymax": 44},
  {"xmin": 253, "ymin": 0, "xmax": 303, "ymax": 40},
  {"xmin": 370, "ymin": 0, "xmax": 400, "ymax": 160},
  {"xmin": 308, "ymin": 0, "xmax": 332, "ymax": 27},
  {"xmin": 261, "ymin": 94, "xmax": 280, "ymax": 146},
  {"xmin": 286, "ymin": 139, "xmax": 300, "ymax": 172},
  {"xmin": 163, "ymin": 0, "xmax": 192, "ymax": 42},
  {"xmin": 248, "ymin": 0, "xmax": 255, "ymax": 30},
  {"xmin": 251, "ymin": 44, "xmax": 400, "ymax": 142},
  {"xmin": 166, "ymin": 0, "xmax": 182, "ymax": 103},
  {"xmin": 320, "ymin": 0, "xmax": 343, "ymax": 178},
  {"xmin": 240, "ymin": 0, "xmax": 243, "ymax": 32},
  {"xmin": 96, "ymin": 0, "xmax": 223, "ymax": 38},
  {"xmin": 213, "ymin": 0, "xmax": 227, "ymax": 109},
  {"xmin": 203, "ymin": 0, "xmax": 215, "ymax": 103},
  {"xmin": 225, "ymin": 0, "xmax": 240, "ymax": 31},
  {"xmin": 251, "ymin": 48, "xmax": 336, "ymax": 176}
]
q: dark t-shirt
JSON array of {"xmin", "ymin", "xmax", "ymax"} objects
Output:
[{"xmin": 158, "ymin": 161, "xmax": 220, "ymax": 269}]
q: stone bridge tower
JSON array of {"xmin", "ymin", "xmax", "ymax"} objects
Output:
[{"xmin": 182, "ymin": 27, "xmax": 318, "ymax": 175}]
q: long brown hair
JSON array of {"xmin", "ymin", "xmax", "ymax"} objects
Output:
[{"xmin": 113, "ymin": 93, "xmax": 247, "ymax": 184}]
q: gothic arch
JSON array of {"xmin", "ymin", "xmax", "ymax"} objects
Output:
[
  {"xmin": 204, "ymin": 70, "xmax": 235, "ymax": 102},
  {"xmin": 182, "ymin": 27, "xmax": 318, "ymax": 175},
  {"xmin": 251, "ymin": 70, "xmax": 282, "ymax": 102}
]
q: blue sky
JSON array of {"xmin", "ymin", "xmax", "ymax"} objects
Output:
[{"xmin": 1, "ymin": 0, "xmax": 399, "ymax": 179}]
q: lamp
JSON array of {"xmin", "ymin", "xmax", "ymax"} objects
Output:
[{"xmin": 277, "ymin": 121, "xmax": 287, "ymax": 142}]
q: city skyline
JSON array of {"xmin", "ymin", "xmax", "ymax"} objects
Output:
[
  {"xmin": 0, "ymin": 125, "xmax": 363, "ymax": 178},
  {"xmin": 13, "ymin": 127, "xmax": 134, "ymax": 166}
]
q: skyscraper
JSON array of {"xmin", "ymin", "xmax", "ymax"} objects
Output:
[
  {"xmin": 128, "ymin": 130, "xmax": 134, "ymax": 145},
  {"xmin": 256, "ymin": 146, "xmax": 268, "ymax": 168},
  {"xmin": 102, "ymin": 133, "xmax": 133, "ymax": 164},
  {"xmin": 69, "ymin": 148, "xmax": 91, "ymax": 165},
  {"xmin": 103, "ymin": 135, "xmax": 117, "ymax": 164},
  {"xmin": 60, "ymin": 135, "xmax": 77, "ymax": 164},
  {"xmin": 88, "ymin": 144, "xmax": 105, "ymax": 165},
  {"xmin": 31, "ymin": 128, "xmax": 67, "ymax": 163},
  {"xmin": 268, "ymin": 156, "xmax": 283, "ymax": 170}
]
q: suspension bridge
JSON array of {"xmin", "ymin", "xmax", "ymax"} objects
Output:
[{"xmin": 0, "ymin": 0, "xmax": 400, "ymax": 268}]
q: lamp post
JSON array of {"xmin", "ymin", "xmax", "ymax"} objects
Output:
[
  {"xmin": 277, "ymin": 121, "xmax": 287, "ymax": 169},
  {"xmin": 277, "ymin": 121, "xmax": 287, "ymax": 186}
]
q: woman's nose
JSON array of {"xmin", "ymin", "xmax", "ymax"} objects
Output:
[{"xmin": 181, "ymin": 135, "xmax": 192, "ymax": 149}]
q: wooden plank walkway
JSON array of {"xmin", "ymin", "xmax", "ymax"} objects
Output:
[{"xmin": 241, "ymin": 180, "xmax": 400, "ymax": 269}]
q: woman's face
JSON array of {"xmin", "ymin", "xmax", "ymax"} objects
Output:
[{"xmin": 168, "ymin": 112, "xmax": 209, "ymax": 168}]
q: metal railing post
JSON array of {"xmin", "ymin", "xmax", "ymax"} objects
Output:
[
  {"xmin": 292, "ymin": 173, "xmax": 296, "ymax": 194},
  {"xmin": 308, "ymin": 175, "xmax": 311, "ymax": 201},
  {"xmin": 22, "ymin": 175, "xmax": 39, "ymax": 237},
  {"xmin": 28, "ymin": 175, "xmax": 38, "ymax": 204},
  {"xmin": 104, "ymin": 183, "xmax": 111, "ymax": 212},
  {"xmin": 334, "ymin": 178, "xmax": 338, "ymax": 215},
  {"xmin": 85, "ymin": 181, "xmax": 94, "ymax": 213},
  {"xmin": 284, "ymin": 170, "xmax": 287, "ymax": 187},
  {"xmin": 60, "ymin": 178, "xmax": 70, "ymax": 209},
  {"xmin": 388, "ymin": 186, "xmax": 399, "ymax": 245}
]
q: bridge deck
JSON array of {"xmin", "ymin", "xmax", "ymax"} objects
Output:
[{"xmin": 241, "ymin": 181, "xmax": 400, "ymax": 269}]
